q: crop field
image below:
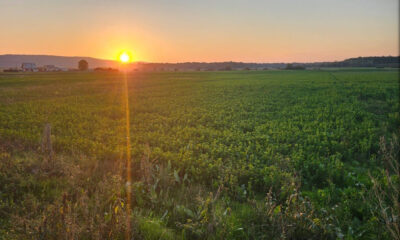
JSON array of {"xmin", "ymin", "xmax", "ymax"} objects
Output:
[{"xmin": 0, "ymin": 70, "xmax": 399, "ymax": 239}]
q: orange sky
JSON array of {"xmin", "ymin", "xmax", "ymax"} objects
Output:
[{"xmin": 0, "ymin": 0, "xmax": 398, "ymax": 63}]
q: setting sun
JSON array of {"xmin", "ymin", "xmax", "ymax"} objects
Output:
[{"xmin": 119, "ymin": 52, "xmax": 131, "ymax": 63}]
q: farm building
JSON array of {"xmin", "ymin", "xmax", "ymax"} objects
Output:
[
  {"xmin": 21, "ymin": 63, "xmax": 37, "ymax": 72},
  {"xmin": 43, "ymin": 65, "xmax": 59, "ymax": 71}
]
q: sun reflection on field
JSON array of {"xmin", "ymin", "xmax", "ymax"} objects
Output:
[{"xmin": 122, "ymin": 71, "xmax": 132, "ymax": 239}]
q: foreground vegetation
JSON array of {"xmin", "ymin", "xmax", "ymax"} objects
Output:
[{"xmin": 0, "ymin": 69, "xmax": 398, "ymax": 239}]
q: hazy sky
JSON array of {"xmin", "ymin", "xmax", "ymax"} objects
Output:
[{"xmin": 0, "ymin": 0, "xmax": 398, "ymax": 62}]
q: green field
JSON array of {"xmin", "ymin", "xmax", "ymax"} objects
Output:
[{"xmin": 0, "ymin": 70, "xmax": 399, "ymax": 239}]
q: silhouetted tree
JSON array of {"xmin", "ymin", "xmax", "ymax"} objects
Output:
[
  {"xmin": 78, "ymin": 60, "xmax": 88, "ymax": 71},
  {"xmin": 285, "ymin": 64, "xmax": 305, "ymax": 70}
]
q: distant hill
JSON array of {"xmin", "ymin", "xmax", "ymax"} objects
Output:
[
  {"xmin": 0, "ymin": 54, "xmax": 119, "ymax": 69},
  {"xmin": 316, "ymin": 56, "xmax": 400, "ymax": 68},
  {"xmin": 0, "ymin": 54, "xmax": 398, "ymax": 70}
]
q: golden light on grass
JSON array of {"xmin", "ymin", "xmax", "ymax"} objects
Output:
[
  {"xmin": 119, "ymin": 52, "xmax": 131, "ymax": 63},
  {"xmin": 116, "ymin": 50, "xmax": 133, "ymax": 239},
  {"xmin": 123, "ymin": 70, "xmax": 132, "ymax": 240}
]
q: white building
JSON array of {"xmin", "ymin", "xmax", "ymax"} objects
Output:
[
  {"xmin": 43, "ymin": 65, "xmax": 59, "ymax": 71},
  {"xmin": 21, "ymin": 63, "xmax": 37, "ymax": 72}
]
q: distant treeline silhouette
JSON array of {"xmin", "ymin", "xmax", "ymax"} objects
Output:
[
  {"xmin": 135, "ymin": 56, "xmax": 399, "ymax": 71},
  {"xmin": 1, "ymin": 55, "xmax": 398, "ymax": 71},
  {"xmin": 318, "ymin": 56, "xmax": 400, "ymax": 68}
]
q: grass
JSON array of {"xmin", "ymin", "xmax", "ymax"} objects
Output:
[{"xmin": 0, "ymin": 69, "xmax": 398, "ymax": 239}]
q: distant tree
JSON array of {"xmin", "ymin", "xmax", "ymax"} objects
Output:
[
  {"xmin": 285, "ymin": 64, "xmax": 293, "ymax": 69},
  {"xmin": 4, "ymin": 69, "xmax": 20, "ymax": 72},
  {"xmin": 285, "ymin": 64, "xmax": 305, "ymax": 70},
  {"xmin": 221, "ymin": 66, "xmax": 232, "ymax": 71},
  {"xmin": 78, "ymin": 60, "xmax": 88, "ymax": 71},
  {"xmin": 94, "ymin": 67, "xmax": 118, "ymax": 72}
]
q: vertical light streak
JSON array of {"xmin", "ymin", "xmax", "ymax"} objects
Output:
[{"xmin": 123, "ymin": 70, "xmax": 132, "ymax": 240}]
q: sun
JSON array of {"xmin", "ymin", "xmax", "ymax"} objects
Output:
[{"xmin": 119, "ymin": 52, "xmax": 131, "ymax": 63}]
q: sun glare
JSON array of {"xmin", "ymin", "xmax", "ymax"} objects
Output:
[{"xmin": 119, "ymin": 52, "xmax": 131, "ymax": 63}]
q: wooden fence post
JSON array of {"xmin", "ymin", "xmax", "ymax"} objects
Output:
[{"xmin": 42, "ymin": 123, "xmax": 53, "ymax": 163}]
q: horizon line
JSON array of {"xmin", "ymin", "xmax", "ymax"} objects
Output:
[{"xmin": 1, "ymin": 53, "xmax": 399, "ymax": 65}]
